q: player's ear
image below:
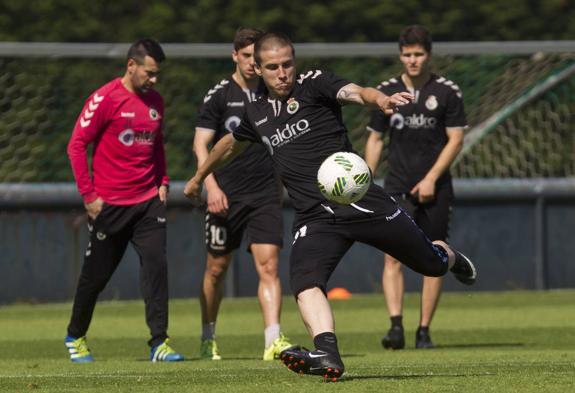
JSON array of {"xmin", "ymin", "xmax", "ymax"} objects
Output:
[
  {"xmin": 232, "ymin": 50, "xmax": 239, "ymax": 65},
  {"xmin": 254, "ymin": 63, "xmax": 262, "ymax": 76},
  {"xmin": 127, "ymin": 58, "xmax": 138, "ymax": 74}
]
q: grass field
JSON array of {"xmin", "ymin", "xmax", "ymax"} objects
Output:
[{"xmin": 0, "ymin": 290, "xmax": 574, "ymax": 392}]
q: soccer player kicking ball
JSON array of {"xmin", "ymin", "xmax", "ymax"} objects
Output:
[
  {"xmin": 66, "ymin": 38, "xmax": 183, "ymax": 363},
  {"xmin": 193, "ymin": 27, "xmax": 292, "ymax": 361},
  {"xmin": 184, "ymin": 32, "xmax": 476, "ymax": 381}
]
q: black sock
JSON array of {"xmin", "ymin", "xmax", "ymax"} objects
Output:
[
  {"xmin": 313, "ymin": 332, "xmax": 340, "ymax": 355},
  {"xmin": 390, "ymin": 315, "xmax": 403, "ymax": 328},
  {"xmin": 417, "ymin": 326, "xmax": 429, "ymax": 333}
]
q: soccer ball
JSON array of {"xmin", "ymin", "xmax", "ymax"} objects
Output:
[{"xmin": 317, "ymin": 152, "xmax": 371, "ymax": 204}]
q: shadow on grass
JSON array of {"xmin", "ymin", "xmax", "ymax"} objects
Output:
[
  {"xmin": 435, "ymin": 342, "xmax": 524, "ymax": 349},
  {"xmin": 343, "ymin": 372, "xmax": 494, "ymax": 382}
]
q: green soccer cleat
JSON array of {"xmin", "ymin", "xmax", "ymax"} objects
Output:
[
  {"xmin": 150, "ymin": 339, "xmax": 184, "ymax": 362},
  {"xmin": 200, "ymin": 339, "xmax": 221, "ymax": 360},
  {"xmin": 263, "ymin": 333, "xmax": 294, "ymax": 361},
  {"xmin": 65, "ymin": 335, "xmax": 94, "ymax": 363}
]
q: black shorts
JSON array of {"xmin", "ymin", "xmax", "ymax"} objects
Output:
[
  {"xmin": 205, "ymin": 197, "xmax": 283, "ymax": 256},
  {"xmin": 389, "ymin": 185, "xmax": 453, "ymax": 241},
  {"xmin": 289, "ymin": 192, "xmax": 449, "ymax": 296}
]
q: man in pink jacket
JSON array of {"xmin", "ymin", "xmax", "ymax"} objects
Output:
[{"xmin": 65, "ymin": 38, "xmax": 183, "ymax": 363}]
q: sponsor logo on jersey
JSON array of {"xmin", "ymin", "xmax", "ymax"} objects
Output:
[
  {"xmin": 119, "ymin": 129, "xmax": 135, "ymax": 146},
  {"xmin": 226, "ymin": 101, "xmax": 245, "ymax": 107},
  {"xmin": 96, "ymin": 231, "xmax": 107, "ymax": 240},
  {"xmin": 287, "ymin": 98, "xmax": 299, "ymax": 114},
  {"xmin": 425, "ymin": 95, "xmax": 438, "ymax": 111},
  {"xmin": 390, "ymin": 113, "xmax": 437, "ymax": 130},
  {"xmin": 121, "ymin": 112, "xmax": 135, "ymax": 118},
  {"xmin": 149, "ymin": 108, "xmax": 160, "ymax": 120},
  {"xmin": 261, "ymin": 119, "xmax": 311, "ymax": 154},
  {"xmin": 225, "ymin": 116, "xmax": 241, "ymax": 132},
  {"xmin": 118, "ymin": 129, "xmax": 156, "ymax": 146}
]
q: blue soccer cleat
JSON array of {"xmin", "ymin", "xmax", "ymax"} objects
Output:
[
  {"xmin": 65, "ymin": 335, "xmax": 94, "ymax": 363},
  {"xmin": 150, "ymin": 339, "xmax": 185, "ymax": 362}
]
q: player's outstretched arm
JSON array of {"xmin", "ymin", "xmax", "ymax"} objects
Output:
[
  {"xmin": 184, "ymin": 133, "xmax": 249, "ymax": 202},
  {"xmin": 336, "ymin": 84, "xmax": 412, "ymax": 114}
]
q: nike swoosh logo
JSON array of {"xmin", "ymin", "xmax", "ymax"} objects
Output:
[{"xmin": 308, "ymin": 352, "xmax": 328, "ymax": 358}]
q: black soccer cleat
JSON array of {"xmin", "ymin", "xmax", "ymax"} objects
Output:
[
  {"xmin": 279, "ymin": 346, "xmax": 345, "ymax": 382},
  {"xmin": 449, "ymin": 248, "xmax": 477, "ymax": 285},
  {"xmin": 415, "ymin": 327, "xmax": 434, "ymax": 349},
  {"xmin": 381, "ymin": 325, "xmax": 405, "ymax": 350}
]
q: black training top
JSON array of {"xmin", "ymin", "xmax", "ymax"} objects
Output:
[
  {"xmin": 234, "ymin": 69, "xmax": 389, "ymax": 227},
  {"xmin": 196, "ymin": 77, "xmax": 278, "ymax": 201},
  {"xmin": 367, "ymin": 74, "xmax": 467, "ymax": 194}
]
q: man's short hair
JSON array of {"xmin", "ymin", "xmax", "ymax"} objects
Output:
[
  {"xmin": 127, "ymin": 38, "xmax": 166, "ymax": 64},
  {"xmin": 234, "ymin": 27, "xmax": 264, "ymax": 51},
  {"xmin": 398, "ymin": 25, "xmax": 432, "ymax": 53},
  {"xmin": 254, "ymin": 32, "xmax": 295, "ymax": 65}
]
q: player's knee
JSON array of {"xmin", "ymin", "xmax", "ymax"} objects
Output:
[
  {"xmin": 205, "ymin": 255, "xmax": 231, "ymax": 280},
  {"xmin": 256, "ymin": 256, "xmax": 279, "ymax": 280},
  {"xmin": 384, "ymin": 255, "xmax": 402, "ymax": 270},
  {"xmin": 78, "ymin": 273, "xmax": 109, "ymax": 294},
  {"xmin": 290, "ymin": 275, "xmax": 326, "ymax": 299}
]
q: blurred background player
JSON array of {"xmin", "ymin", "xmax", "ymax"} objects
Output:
[
  {"xmin": 65, "ymin": 38, "xmax": 184, "ymax": 362},
  {"xmin": 193, "ymin": 27, "xmax": 292, "ymax": 361},
  {"xmin": 184, "ymin": 32, "xmax": 476, "ymax": 380},
  {"xmin": 365, "ymin": 25, "xmax": 466, "ymax": 349}
]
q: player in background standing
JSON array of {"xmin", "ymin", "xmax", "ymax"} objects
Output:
[
  {"xmin": 184, "ymin": 32, "xmax": 476, "ymax": 380},
  {"xmin": 193, "ymin": 27, "xmax": 292, "ymax": 361},
  {"xmin": 65, "ymin": 38, "xmax": 184, "ymax": 362},
  {"xmin": 365, "ymin": 25, "xmax": 466, "ymax": 349}
]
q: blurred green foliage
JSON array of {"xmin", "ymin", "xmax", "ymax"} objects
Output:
[{"xmin": 1, "ymin": 0, "xmax": 574, "ymax": 42}]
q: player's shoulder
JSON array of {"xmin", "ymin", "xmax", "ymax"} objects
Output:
[
  {"xmin": 431, "ymin": 74, "xmax": 463, "ymax": 99},
  {"xmin": 87, "ymin": 78, "xmax": 121, "ymax": 103},
  {"xmin": 202, "ymin": 78, "xmax": 233, "ymax": 104},
  {"xmin": 295, "ymin": 69, "xmax": 332, "ymax": 89},
  {"xmin": 375, "ymin": 77, "xmax": 402, "ymax": 93}
]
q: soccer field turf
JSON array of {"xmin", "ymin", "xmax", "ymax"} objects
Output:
[{"xmin": 0, "ymin": 290, "xmax": 573, "ymax": 392}]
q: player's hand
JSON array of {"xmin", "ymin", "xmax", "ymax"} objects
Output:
[
  {"xmin": 379, "ymin": 92, "xmax": 413, "ymax": 115},
  {"xmin": 183, "ymin": 176, "xmax": 204, "ymax": 207},
  {"xmin": 84, "ymin": 197, "xmax": 104, "ymax": 219},
  {"xmin": 206, "ymin": 185, "xmax": 229, "ymax": 217},
  {"xmin": 411, "ymin": 178, "xmax": 435, "ymax": 204},
  {"xmin": 158, "ymin": 185, "xmax": 169, "ymax": 205}
]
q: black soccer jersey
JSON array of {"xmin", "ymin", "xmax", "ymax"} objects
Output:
[
  {"xmin": 196, "ymin": 77, "xmax": 277, "ymax": 201},
  {"xmin": 367, "ymin": 74, "xmax": 467, "ymax": 194},
  {"xmin": 233, "ymin": 70, "xmax": 392, "ymax": 227}
]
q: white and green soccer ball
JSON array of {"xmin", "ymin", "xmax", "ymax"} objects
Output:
[{"xmin": 317, "ymin": 152, "xmax": 372, "ymax": 204}]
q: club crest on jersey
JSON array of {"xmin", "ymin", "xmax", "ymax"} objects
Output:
[
  {"xmin": 149, "ymin": 108, "xmax": 160, "ymax": 121},
  {"xmin": 425, "ymin": 95, "xmax": 438, "ymax": 111},
  {"xmin": 287, "ymin": 98, "xmax": 299, "ymax": 114}
]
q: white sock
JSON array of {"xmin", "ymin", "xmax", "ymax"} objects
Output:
[
  {"xmin": 264, "ymin": 324, "xmax": 280, "ymax": 348},
  {"xmin": 202, "ymin": 322, "xmax": 216, "ymax": 341}
]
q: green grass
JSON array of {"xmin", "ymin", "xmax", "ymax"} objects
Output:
[{"xmin": 1, "ymin": 291, "xmax": 574, "ymax": 392}]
